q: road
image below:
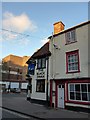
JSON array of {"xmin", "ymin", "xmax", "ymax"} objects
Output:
[
  {"xmin": 1, "ymin": 107, "xmax": 38, "ymax": 120},
  {"xmin": 1, "ymin": 93, "xmax": 39, "ymax": 120},
  {"xmin": 1, "ymin": 92, "xmax": 89, "ymax": 120}
]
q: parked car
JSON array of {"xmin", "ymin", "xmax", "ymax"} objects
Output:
[
  {"xmin": 10, "ymin": 88, "xmax": 21, "ymax": 93},
  {"xmin": 10, "ymin": 88, "xmax": 16, "ymax": 93},
  {"xmin": 15, "ymin": 88, "xmax": 21, "ymax": 93}
]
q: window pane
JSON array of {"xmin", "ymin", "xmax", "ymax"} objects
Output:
[
  {"xmin": 74, "ymin": 63, "xmax": 76, "ymax": 70},
  {"xmin": 71, "ymin": 30, "xmax": 76, "ymax": 41},
  {"xmin": 71, "ymin": 56, "xmax": 74, "ymax": 63},
  {"xmin": 36, "ymin": 80, "xmax": 45, "ymax": 92},
  {"xmin": 62, "ymin": 85, "xmax": 64, "ymax": 88},
  {"xmin": 68, "ymin": 55, "xmax": 70, "ymax": 62},
  {"xmin": 81, "ymin": 84, "xmax": 87, "ymax": 92},
  {"xmin": 75, "ymin": 54, "xmax": 78, "ymax": 62},
  {"xmin": 70, "ymin": 92, "xmax": 74, "ymax": 100},
  {"xmin": 88, "ymin": 93, "xmax": 90, "ymax": 101},
  {"xmin": 59, "ymin": 85, "xmax": 61, "ymax": 88},
  {"xmin": 37, "ymin": 59, "xmax": 41, "ymax": 68},
  {"xmin": 66, "ymin": 32, "xmax": 71, "ymax": 43},
  {"xmin": 76, "ymin": 92, "xmax": 81, "ymax": 100},
  {"xmin": 68, "ymin": 64, "xmax": 71, "ymax": 71},
  {"xmin": 72, "ymin": 63, "xmax": 74, "ymax": 70},
  {"xmin": 88, "ymin": 84, "xmax": 90, "ymax": 92},
  {"xmin": 36, "ymin": 82, "xmax": 40, "ymax": 92},
  {"xmin": 70, "ymin": 84, "xmax": 74, "ymax": 91},
  {"xmin": 42, "ymin": 58, "xmax": 46, "ymax": 68},
  {"xmin": 75, "ymin": 63, "xmax": 78, "ymax": 70},
  {"xmin": 75, "ymin": 84, "xmax": 80, "ymax": 92},
  {"xmin": 82, "ymin": 93, "xmax": 88, "ymax": 101}
]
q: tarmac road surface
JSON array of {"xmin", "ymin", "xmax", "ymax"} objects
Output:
[
  {"xmin": 1, "ymin": 92, "xmax": 89, "ymax": 120},
  {"xmin": 1, "ymin": 107, "xmax": 39, "ymax": 120}
]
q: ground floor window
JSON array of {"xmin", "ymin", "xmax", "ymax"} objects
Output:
[
  {"xmin": 68, "ymin": 83, "xmax": 90, "ymax": 102},
  {"xmin": 36, "ymin": 79, "xmax": 45, "ymax": 92}
]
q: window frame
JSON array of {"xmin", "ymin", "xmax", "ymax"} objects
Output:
[
  {"xmin": 66, "ymin": 50, "xmax": 80, "ymax": 73},
  {"xmin": 68, "ymin": 83, "xmax": 90, "ymax": 102},
  {"xmin": 36, "ymin": 79, "xmax": 45, "ymax": 93},
  {"xmin": 65, "ymin": 29, "xmax": 77, "ymax": 45},
  {"xmin": 37, "ymin": 58, "xmax": 46, "ymax": 69}
]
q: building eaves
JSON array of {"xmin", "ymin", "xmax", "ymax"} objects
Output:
[{"xmin": 26, "ymin": 42, "xmax": 51, "ymax": 64}]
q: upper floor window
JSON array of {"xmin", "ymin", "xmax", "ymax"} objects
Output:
[
  {"xmin": 65, "ymin": 29, "xmax": 76, "ymax": 44},
  {"xmin": 37, "ymin": 58, "xmax": 46, "ymax": 69},
  {"xmin": 37, "ymin": 59, "xmax": 42, "ymax": 69},
  {"xmin": 66, "ymin": 50, "xmax": 80, "ymax": 73}
]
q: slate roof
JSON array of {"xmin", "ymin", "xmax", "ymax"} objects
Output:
[
  {"xmin": 26, "ymin": 42, "xmax": 51, "ymax": 64},
  {"xmin": 48, "ymin": 20, "xmax": 90, "ymax": 39}
]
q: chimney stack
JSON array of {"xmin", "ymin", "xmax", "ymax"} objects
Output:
[{"xmin": 53, "ymin": 21, "xmax": 65, "ymax": 35}]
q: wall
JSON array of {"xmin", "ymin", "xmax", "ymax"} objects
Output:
[
  {"xmin": 31, "ymin": 59, "xmax": 48, "ymax": 101},
  {"xmin": 2, "ymin": 55, "xmax": 29, "ymax": 82},
  {"xmin": 2, "ymin": 55, "xmax": 10, "ymax": 63},
  {"xmin": 22, "ymin": 56, "xmax": 30, "ymax": 66},
  {"xmin": 88, "ymin": 23, "xmax": 90, "ymax": 77},
  {"xmin": 9, "ymin": 55, "xmax": 23, "ymax": 66},
  {"xmin": 49, "ymin": 24, "xmax": 89, "ymax": 79}
]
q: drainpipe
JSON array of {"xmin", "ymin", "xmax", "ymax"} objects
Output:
[
  {"xmin": 46, "ymin": 56, "xmax": 49, "ymax": 107},
  {"xmin": 8, "ymin": 67, "xmax": 11, "ymax": 92}
]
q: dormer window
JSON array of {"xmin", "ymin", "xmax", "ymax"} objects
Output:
[
  {"xmin": 65, "ymin": 29, "xmax": 76, "ymax": 44},
  {"xmin": 37, "ymin": 58, "xmax": 46, "ymax": 69}
]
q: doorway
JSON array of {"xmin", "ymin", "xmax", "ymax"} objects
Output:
[{"xmin": 58, "ymin": 84, "xmax": 64, "ymax": 108}]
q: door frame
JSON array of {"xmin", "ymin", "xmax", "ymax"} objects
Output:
[
  {"xmin": 55, "ymin": 81, "xmax": 65, "ymax": 108},
  {"xmin": 58, "ymin": 84, "xmax": 65, "ymax": 108}
]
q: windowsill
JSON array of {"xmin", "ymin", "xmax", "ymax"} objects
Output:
[
  {"xmin": 66, "ymin": 70, "xmax": 80, "ymax": 74},
  {"xmin": 65, "ymin": 41, "xmax": 77, "ymax": 45},
  {"xmin": 67, "ymin": 100, "xmax": 90, "ymax": 105},
  {"xmin": 36, "ymin": 91, "xmax": 45, "ymax": 93},
  {"xmin": 36, "ymin": 67, "xmax": 46, "ymax": 70}
]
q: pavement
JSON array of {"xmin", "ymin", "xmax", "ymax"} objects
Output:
[{"xmin": 1, "ymin": 92, "xmax": 90, "ymax": 120}]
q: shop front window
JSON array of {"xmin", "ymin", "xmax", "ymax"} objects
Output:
[
  {"xmin": 36, "ymin": 79, "xmax": 45, "ymax": 92},
  {"xmin": 69, "ymin": 83, "xmax": 90, "ymax": 102}
]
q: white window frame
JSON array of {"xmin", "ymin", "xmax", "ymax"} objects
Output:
[
  {"xmin": 68, "ymin": 83, "xmax": 90, "ymax": 102},
  {"xmin": 37, "ymin": 58, "xmax": 46, "ymax": 69},
  {"xmin": 66, "ymin": 29, "xmax": 76, "ymax": 44}
]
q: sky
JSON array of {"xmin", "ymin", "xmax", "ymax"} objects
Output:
[{"xmin": 0, "ymin": 2, "xmax": 88, "ymax": 59}]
